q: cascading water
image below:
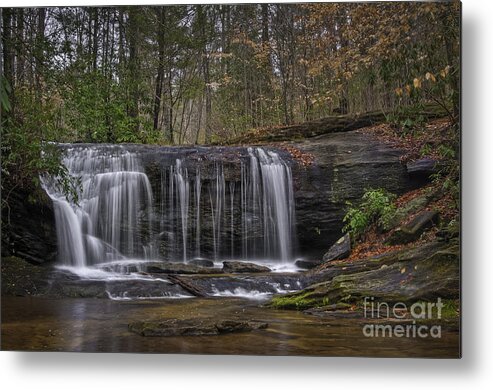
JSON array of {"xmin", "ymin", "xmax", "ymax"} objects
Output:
[
  {"xmin": 42, "ymin": 145, "xmax": 297, "ymax": 270},
  {"xmin": 41, "ymin": 146, "xmax": 155, "ymax": 268}
]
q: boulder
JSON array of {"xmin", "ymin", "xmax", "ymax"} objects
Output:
[
  {"xmin": 222, "ymin": 261, "xmax": 271, "ymax": 273},
  {"xmin": 295, "ymin": 260, "xmax": 321, "ymax": 270},
  {"xmin": 383, "ymin": 191, "xmax": 435, "ymax": 232},
  {"xmin": 386, "ymin": 210, "xmax": 439, "ymax": 245},
  {"xmin": 406, "ymin": 158, "xmax": 437, "ymax": 178},
  {"xmin": 128, "ymin": 318, "xmax": 268, "ymax": 337},
  {"xmin": 322, "ymin": 233, "xmax": 351, "ymax": 262}
]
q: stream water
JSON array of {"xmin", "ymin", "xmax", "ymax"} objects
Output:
[{"xmin": 1, "ymin": 297, "xmax": 460, "ymax": 357}]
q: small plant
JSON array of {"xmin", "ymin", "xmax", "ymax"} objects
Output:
[{"xmin": 343, "ymin": 188, "xmax": 396, "ymax": 239}]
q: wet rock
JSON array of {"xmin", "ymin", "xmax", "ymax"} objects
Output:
[
  {"xmin": 45, "ymin": 274, "xmax": 191, "ymax": 299},
  {"xmin": 189, "ymin": 273, "xmax": 307, "ymax": 296},
  {"xmin": 145, "ymin": 262, "xmax": 220, "ymax": 275},
  {"xmin": 188, "ymin": 259, "xmax": 215, "ymax": 268},
  {"xmin": 128, "ymin": 318, "xmax": 268, "ymax": 337},
  {"xmin": 322, "ymin": 233, "xmax": 351, "ymax": 262},
  {"xmin": 386, "ymin": 210, "xmax": 439, "ymax": 245},
  {"xmin": 272, "ymin": 241, "xmax": 459, "ymax": 310},
  {"xmin": 222, "ymin": 261, "xmax": 271, "ymax": 273},
  {"xmin": 295, "ymin": 260, "xmax": 321, "ymax": 270}
]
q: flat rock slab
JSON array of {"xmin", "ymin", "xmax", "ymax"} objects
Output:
[
  {"xmin": 128, "ymin": 318, "xmax": 268, "ymax": 337},
  {"xmin": 386, "ymin": 210, "xmax": 439, "ymax": 245},
  {"xmin": 188, "ymin": 259, "xmax": 215, "ymax": 268},
  {"xmin": 322, "ymin": 233, "xmax": 351, "ymax": 262},
  {"xmin": 222, "ymin": 261, "xmax": 271, "ymax": 273},
  {"xmin": 145, "ymin": 262, "xmax": 220, "ymax": 275}
]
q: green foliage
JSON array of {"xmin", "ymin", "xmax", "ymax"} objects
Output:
[
  {"xmin": 343, "ymin": 189, "xmax": 396, "ymax": 239},
  {"xmin": 1, "ymin": 88, "xmax": 79, "ymax": 205},
  {"xmin": 386, "ymin": 103, "xmax": 428, "ymax": 134}
]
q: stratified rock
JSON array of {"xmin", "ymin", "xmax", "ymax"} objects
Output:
[
  {"xmin": 406, "ymin": 158, "xmax": 437, "ymax": 178},
  {"xmin": 272, "ymin": 241, "xmax": 459, "ymax": 310},
  {"xmin": 222, "ymin": 261, "xmax": 271, "ymax": 273},
  {"xmin": 386, "ymin": 210, "xmax": 439, "ymax": 245},
  {"xmin": 295, "ymin": 260, "xmax": 321, "ymax": 270},
  {"xmin": 128, "ymin": 318, "xmax": 268, "ymax": 337},
  {"xmin": 322, "ymin": 233, "xmax": 351, "ymax": 262},
  {"xmin": 292, "ymin": 130, "xmax": 419, "ymax": 260},
  {"xmin": 188, "ymin": 259, "xmax": 215, "ymax": 268}
]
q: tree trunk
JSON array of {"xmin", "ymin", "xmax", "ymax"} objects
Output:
[
  {"xmin": 127, "ymin": 7, "xmax": 140, "ymax": 131},
  {"xmin": 2, "ymin": 8, "xmax": 14, "ymax": 90},
  {"xmin": 153, "ymin": 8, "xmax": 165, "ymax": 132}
]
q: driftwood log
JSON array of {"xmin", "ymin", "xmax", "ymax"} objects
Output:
[{"xmin": 167, "ymin": 275, "xmax": 208, "ymax": 297}]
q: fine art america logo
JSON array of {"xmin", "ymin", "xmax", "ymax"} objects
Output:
[{"xmin": 362, "ymin": 297, "xmax": 444, "ymax": 339}]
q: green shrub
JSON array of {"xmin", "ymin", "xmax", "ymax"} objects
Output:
[{"xmin": 343, "ymin": 188, "xmax": 396, "ymax": 239}]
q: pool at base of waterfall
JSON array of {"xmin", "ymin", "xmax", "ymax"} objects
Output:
[{"xmin": 1, "ymin": 296, "xmax": 460, "ymax": 357}]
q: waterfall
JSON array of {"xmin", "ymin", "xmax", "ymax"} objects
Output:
[{"xmin": 42, "ymin": 145, "xmax": 296, "ymax": 268}]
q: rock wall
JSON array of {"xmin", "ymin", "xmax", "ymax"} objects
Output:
[
  {"xmin": 292, "ymin": 130, "xmax": 419, "ymax": 259},
  {"xmin": 2, "ymin": 130, "xmax": 421, "ymax": 264},
  {"xmin": 1, "ymin": 188, "xmax": 57, "ymax": 264}
]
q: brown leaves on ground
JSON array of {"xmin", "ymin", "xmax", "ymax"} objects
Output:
[
  {"xmin": 361, "ymin": 118, "xmax": 454, "ymax": 164},
  {"xmin": 278, "ymin": 145, "xmax": 315, "ymax": 167}
]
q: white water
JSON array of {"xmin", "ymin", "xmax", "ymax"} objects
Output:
[{"xmin": 42, "ymin": 145, "xmax": 297, "ymax": 271}]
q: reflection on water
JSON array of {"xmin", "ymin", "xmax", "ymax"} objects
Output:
[{"xmin": 1, "ymin": 297, "xmax": 460, "ymax": 357}]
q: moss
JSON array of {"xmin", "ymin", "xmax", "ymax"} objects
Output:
[
  {"xmin": 269, "ymin": 292, "xmax": 320, "ymax": 310},
  {"xmin": 440, "ymin": 299, "xmax": 460, "ymax": 319}
]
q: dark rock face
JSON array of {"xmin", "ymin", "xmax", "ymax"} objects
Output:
[
  {"xmin": 222, "ymin": 261, "xmax": 271, "ymax": 273},
  {"xmin": 322, "ymin": 233, "xmax": 351, "ymax": 262},
  {"xmin": 128, "ymin": 318, "xmax": 268, "ymax": 337},
  {"xmin": 1, "ymin": 189, "xmax": 57, "ymax": 264},
  {"xmin": 406, "ymin": 158, "xmax": 437, "ymax": 178},
  {"xmin": 292, "ymin": 131, "xmax": 419, "ymax": 259},
  {"xmin": 295, "ymin": 260, "xmax": 320, "ymax": 270},
  {"xmin": 386, "ymin": 210, "xmax": 439, "ymax": 245}
]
